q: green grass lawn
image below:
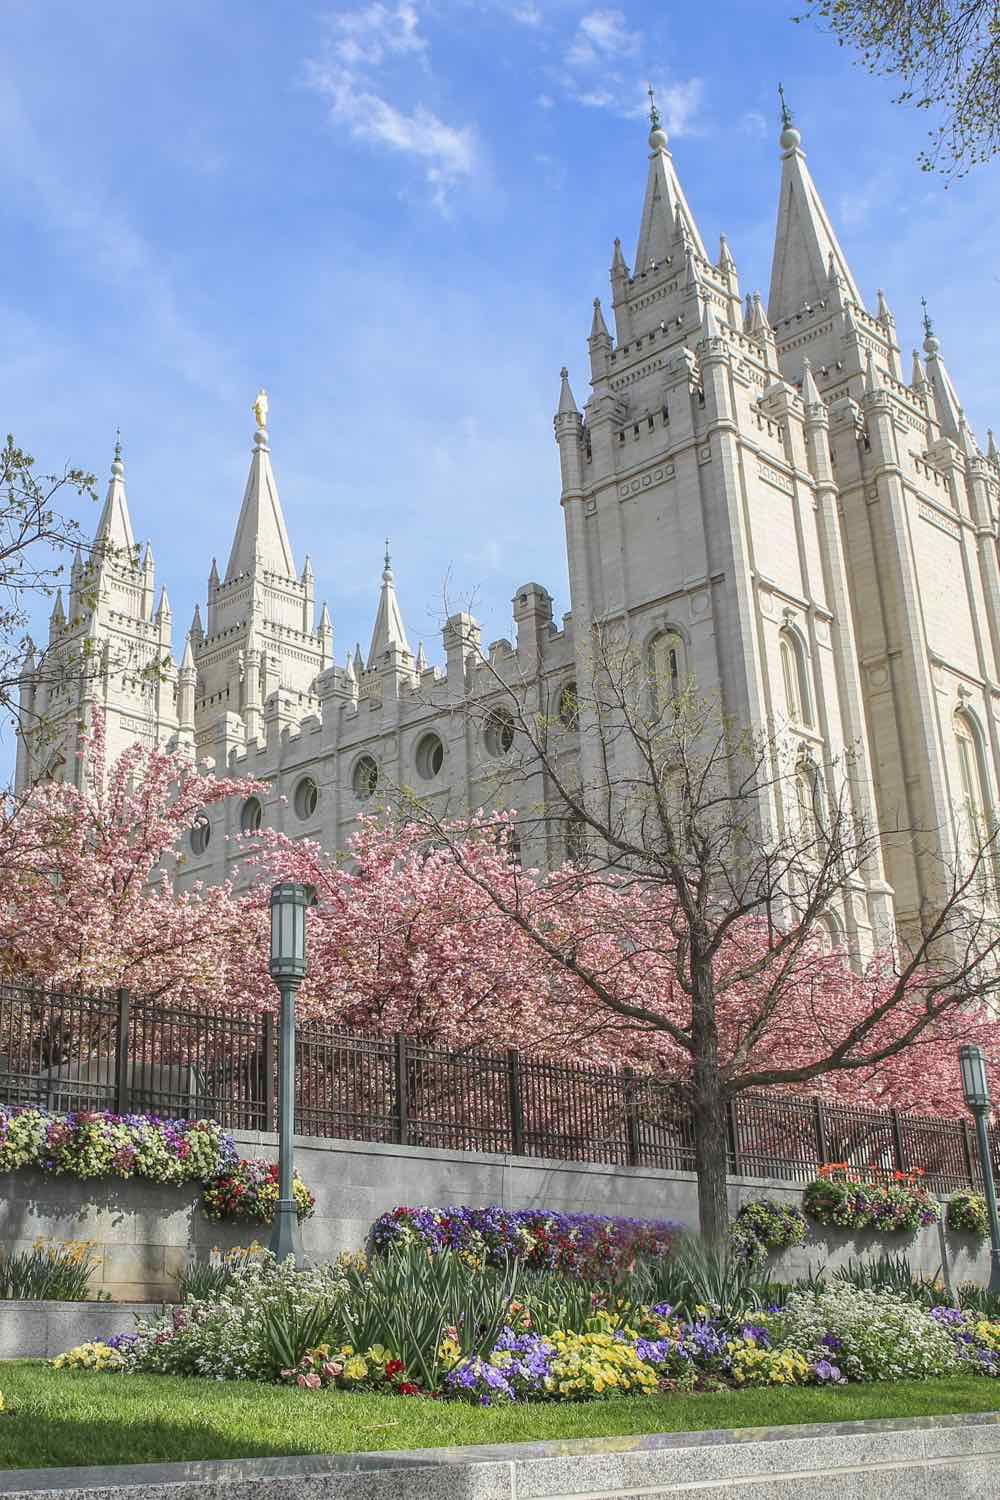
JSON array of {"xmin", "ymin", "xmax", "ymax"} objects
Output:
[{"xmin": 0, "ymin": 1364, "xmax": 997, "ymax": 1471}]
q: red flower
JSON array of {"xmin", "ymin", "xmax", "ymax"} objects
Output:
[
  {"xmin": 396, "ymin": 1382, "xmax": 422, "ymax": 1396},
  {"xmin": 385, "ymin": 1360, "xmax": 405, "ymax": 1379}
]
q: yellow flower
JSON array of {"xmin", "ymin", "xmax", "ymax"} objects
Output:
[{"xmin": 343, "ymin": 1356, "xmax": 369, "ymax": 1382}]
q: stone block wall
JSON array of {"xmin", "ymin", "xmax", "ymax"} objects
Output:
[{"xmin": 0, "ymin": 1130, "xmax": 993, "ymax": 1301}]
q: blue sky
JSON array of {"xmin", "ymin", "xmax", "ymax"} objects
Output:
[{"xmin": 2, "ymin": 0, "xmax": 998, "ymax": 778}]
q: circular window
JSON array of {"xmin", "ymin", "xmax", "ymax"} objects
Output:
[
  {"xmin": 415, "ymin": 733, "xmax": 445, "ymax": 781},
  {"xmin": 558, "ymin": 681, "xmax": 579, "ymax": 728},
  {"xmin": 294, "ymin": 777, "xmax": 319, "ymax": 821},
  {"xmin": 353, "ymin": 755, "xmax": 380, "ymax": 801},
  {"xmin": 240, "ymin": 796, "xmax": 263, "ymax": 835},
  {"xmin": 190, "ymin": 814, "xmax": 211, "ymax": 855},
  {"xmin": 484, "ymin": 707, "xmax": 515, "ymax": 758}
]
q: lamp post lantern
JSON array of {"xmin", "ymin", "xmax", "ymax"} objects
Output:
[
  {"xmin": 958, "ymin": 1044, "xmax": 1000, "ymax": 1295},
  {"xmin": 268, "ymin": 881, "xmax": 316, "ymax": 1267}
]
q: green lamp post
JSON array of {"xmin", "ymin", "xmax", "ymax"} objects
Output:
[
  {"xmin": 268, "ymin": 881, "xmax": 316, "ymax": 1268},
  {"xmin": 959, "ymin": 1043, "xmax": 1000, "ymax": 1295}
]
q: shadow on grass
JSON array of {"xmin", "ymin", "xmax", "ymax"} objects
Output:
[{"xmin": 0, "ymin": 1413, "xmax": 335, "ymax": 1472}]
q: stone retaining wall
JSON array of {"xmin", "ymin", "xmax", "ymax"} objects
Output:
[
  {"xmin": 1, "ymin": 1414, "xmax": 999, "ymax": 1498},
  {"xmin": 0, "ymin": 1302, "xmax": 160, "ymax": 1360},
  {"xmin": 0, "ymin": 1129, "xmax": 993, "ymax": 1300}
]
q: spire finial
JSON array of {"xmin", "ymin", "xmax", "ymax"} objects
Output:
[
  {"xmin": 778, "ymin": 83, "xmax": 801, "ymax": 151},
  {"xmin": 252, "ymin": 388, "xmax": 269, "ymax": 431},
  {"xmin": 114, "ymin": 427, "xmax": 122, "ymax": 463},
  {"xmin": 383, "ymin": 538, "xmax": 392, "ymax": 580},
  {"xmin": 646, "ymin": 81, "xmax": 668, "ymax": 149},
  {"xmin": 921, "ymin": 297, "xmax": 940, "ymax": 354}
]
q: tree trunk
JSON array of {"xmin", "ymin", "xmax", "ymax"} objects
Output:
[
  {"xmin": 692, "ymin": 1063, "xmax": 730, "ymax": 1247},
  {"xmin": 690, "ymin": 956, "xmax": 729, "ymax": 1247}
]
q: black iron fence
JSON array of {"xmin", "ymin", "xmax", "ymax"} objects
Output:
[{"xmin": 1, "ymin": 980, "xmax": 998, "ymax": 1191}]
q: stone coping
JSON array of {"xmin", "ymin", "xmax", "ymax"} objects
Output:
[{"xmin": 2, "ymin": 1411, "xmax": 999, "ymax": 1497}]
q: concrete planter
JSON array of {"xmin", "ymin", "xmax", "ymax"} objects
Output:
[{"xmin": 0, "ymin": 1301, "xmax": 160, "ymax": 1359}]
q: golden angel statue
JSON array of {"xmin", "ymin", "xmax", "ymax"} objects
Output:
[{"xmin": 252, "ymin": 388, "xmax": 269, "ymax": 430}]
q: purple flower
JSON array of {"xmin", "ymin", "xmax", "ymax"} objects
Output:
[
  {"xmin": 813, "ymin": 1359, "xmax": 843, "ymax": 1384},
  {"xmin": 820, "ymin": 1332, "xmax": 843, "ymax": 1351}
]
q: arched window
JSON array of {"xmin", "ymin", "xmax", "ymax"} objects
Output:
[
  {"xmin": 955, "ymin": 710, "xmax": 993, "ymax": 850},
  {"xmin": 190, "ymin": 813, "xmax": 211, "ymax": 855},
  {"xmin": 293, "ymin": 777, "xmax": 319, "ymax": 821},
  {"xmin": 240, "ymin": 797, "xmax": 263, "ymax": 835},
  {"xmin": 779, "ymin": 628, "xmax": 812, "ymax": 728},
  {"xmin": 353, "ymin": 755, "xmax": 380, "ymax": 802},
  {"xmin": 415, "ymin": 733, "xmax": 445, "ymax": 781},
  {"xmin": 484, "ymin": 707, "xmax": 515, "ymax": 758},
  {"xmin": 649, "ymin": 629, "xmax": 686, "ymax": 714},
  {"xmin": 557, "ymin": 680, "xmax": 579, "ymax": 728},
  {"xmin": 817, "ymin": 910, "xmax": 844, "ymax": 954},
  {"xmin": 795, "ymin": 762, "xmax": 821, "ymax": 843}
]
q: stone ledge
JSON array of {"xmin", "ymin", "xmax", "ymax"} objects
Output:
[
  {"xmin": 1, "ymin": 1412, "xmax": 999, "ymax": 1498},
  {"xmin": 0, "ymin": 1302, "xmax": 160, "ymax": 1360}
]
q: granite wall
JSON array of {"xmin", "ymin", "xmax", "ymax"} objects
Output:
[{"xmin": 0, "ymin": 1129, "xmax": 992, "ymax": 1301}]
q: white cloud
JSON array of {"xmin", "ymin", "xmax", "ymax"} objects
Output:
[
  {"xmin": 566, "ymin": 9, "xmax": 640, "ymax": 68},
  {"xmin": 307, "ymin": 4, "xmax": 476, "ymax": 213},
  {"xmin": 558, "ymin": 8, "xmax": 702, "ymax": 136},
  {"xmin": 740, "ymin": 109, "xmax": 768, "ymax": 141},
  {"xmin": 510, "ymin": 4, "xmax": 543, "ymax": 26}
]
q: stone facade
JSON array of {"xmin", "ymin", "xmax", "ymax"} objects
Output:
[{"xmin": 17, "ymin": 107, "xmax": 1000, "ymax": 941}]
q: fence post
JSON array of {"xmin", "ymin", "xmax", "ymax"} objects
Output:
[
  {"xmin": 964, "ymin": 1119, "xmax": 979, "ymax": 1188},
  {"xmin": 263, "ymin": 1014, "xmax": 276, "ymax": 1133},
  {"xmin": 814, "ymin": 1097, "xmax": 829, "ymax": 1168},
  {"xmin": 395, "ymin": 1032, "xmax": 409, "ymax": 1146},
  {"xmin": 507, "ymin": 1050, "xmax": 525, "ymax": 1158},
  {"xmin": 114, "ymin": 988, "xmax": 131, "ymax": 1115},
  {"xmin": 623, "ymin": 1067, "xmax": 641, "ymax": 1167},
  {"xmin": 727, "ymin": 1096, "xmax": 741, "ymax": 1178},
  {"xmin": 891, "ymin": 1110, "xmax": 908, "ymax": 1174}
]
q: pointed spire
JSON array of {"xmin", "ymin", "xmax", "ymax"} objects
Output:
[
  {"xmin": 768, "ymin": 96, "xmax": 863, "ymax": 326},
  {"xmin": 367, "ymin": 543, "xmax": 411, "ymax": 667},
  {"xmin": 988, "ymin": 429, "xmax": 999, "ymax": 466},
  {"xmin": 747, "ymin": 291, "xmax": 770, "ymax": 339},
  {"xmin": 245, "ymin": 623, "xmax": 260, "ymax": 658},
  {"xmin": 319, "ymin": 601, "xmax": 332, "ymax": 634},
  {"xmin": 864, "ymin": 351, "xmax": 880, "ymax": 397},
  {"xmin": 190, "ymin": 603, "xmax": 204, "ymax": 643},
  {"xmin": 50, "ymin": 589, "xmax": 65, "ymax": 628},
  {"xmin": 94, "ymin": 433, "xmax": 137, "ymax": 558},
  {"xmin": 590, "ymin": 297, "xmax": 610, "ymax": 341},
  {"xmin": 208, "ymin": 557, "xmax": 220, "ymax": 590},
  {"xmin": 415, "ymin": 640, "xmax": 428, "ymax": 673},
  {"xmin": 302, "ymin": 554, "xmax": 314, "ymax": 582},
  {"xmin": 911, "ymin": 349, "xmax": 929, "ymax": 393},
  {"xmin": 142, "ymin": 541, "xmax": 154, "ymax": 572},
  {"xmin": 557, "ymin": 366, "xmax": 580, "ymax": 416},
  {"xmin": 611, "ymin": 237, "xmax": 629, "ymax": 276},
  {"xmin": 801, "ymin": 356, "xmax": 822, "ymax": 407},
  {"xmin": 718, "ymin": 233, "xmax": 736, "ymax": 276},
  {"xmin": 344, "ymin": 649, "xmax": 357, "ymax": 687},
  {"xmin": 634, "ymin": 104, "xmax": 707, "ymax": 271},
  {"xmin": 921, "ymin": 304, "xmax": 964, "ymax": 440},
  {"xmin": 354, "ymin": 640, "xmax": 363, "ymax": 674},
  {"xmin": 225, "ymin": 396, "xmax": 296, "ymax": 581},
  {"xmin": 876, "ymin": 288, "xmax": 895, "ymax": 325},
  {"xmin": 156, "ymin": 584, "xmax": 171, "ymax": 620},
  {"xmin": 180, "ymin": 633, "xmax": 195, "ymax": 673}
]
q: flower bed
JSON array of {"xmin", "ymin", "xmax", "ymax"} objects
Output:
[
  {"xmin": 946, "ymin": 1191, "xmax": 989, "ymax": 1238},
  {"xmin": 803, "ymin": 1165, "xmax": 940, "ymax": 1233},
  {"xmin": 201, "ymin": 1160, "xmax": 315, "ymax": 1224},
  {"xmin": 0, "ymin": 1107, "xmax": 235, "ymax": 1184},
  {"xmin": 370, "ymin": 1205, "xmax": 682, "ymax": 1276},
  {"xmin": 46, "ymin": 1241, "xmax": 1000, "ymax": 1405}
]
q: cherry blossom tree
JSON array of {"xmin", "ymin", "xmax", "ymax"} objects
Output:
[
  {"xmin": 0, "ymin": 711, "xmax": 267, "ymax": 1005},
  {"xmin": 393, "ymin": 624, "xmax": 1000, "ymax": 1243}
]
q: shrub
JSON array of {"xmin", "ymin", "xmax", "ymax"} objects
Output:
[
  {"xmin": 803, "ymin": 1169, "xmax": 939, "ymax": 1233},
  {"xmin": 946, "ymin": 1191, "xmax": 989, "ymax": 1238},
  {"xmin": 731, "ymin": 1199, "xmax": 808, "ymax": 1263},
  {"xmin": 200, "ymin": 1160, "xmax": 315, "ymax": 1224},
  {"xmin": 930, "ymin": 1305, "xmax": 1000, "ymax": 1376},
  {"xmin": 0, "ymin": 1239, "xmax": 101, "ymax": 1301},
  {"xmin": 0, "ymin": 1107, "xmax": 235, "ymax": 1185},
  {"xmin": 173, "ymin": 1246, "xmax": 265, "ymax": 1301},
  {"xmin": 51, "ymin": 1342, "xmax": 127, "ymax": 1372},
  {"xmin": 772, "ymin": 1283, "xmax": 958, "ymax": 1381},
  {"xmin": 371, "ymin": 1205, "xmax": 682, "ymax": 1277}
]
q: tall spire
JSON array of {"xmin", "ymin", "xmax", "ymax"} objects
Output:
[
  {"xmin": 367, "ymin": 541, "xmax": 412, "ymax": 667},
  {"xmin": 94, "ymin": 432, "xmax": 137, "ymax": 557},
  {"xmin": 634, "ymin": 91, "xmax": 707, "ymax": 271},
  {"xmin": 225, "ymin": 391, "xmax": 296, "ymax": 582},
  {"xmin": 557, "ymin": 366, "xmax": 580, "ymax": 416},
  {"xmin": 921, "ymin": 303, "xmax": 964, "ymax": 440},
  {"xmin": 767, "ymin": 91, "xmax": 863, "ymax": 326}
]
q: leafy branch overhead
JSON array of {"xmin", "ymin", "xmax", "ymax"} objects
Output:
[{"xmin": 797, "ymin": 1, "xmax": 1000, "ymax": 175}]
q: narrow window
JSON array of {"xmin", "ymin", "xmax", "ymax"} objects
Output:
[{"xmin": 779, "ymin": 629, "xmax": 812, "ymax": 728}]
